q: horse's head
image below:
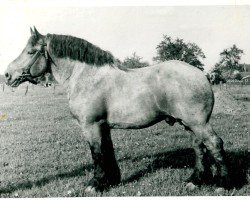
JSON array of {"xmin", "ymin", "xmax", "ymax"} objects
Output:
[{"xmin": 5, "ymin": 27, "xmax": 51, "ymax": 87}]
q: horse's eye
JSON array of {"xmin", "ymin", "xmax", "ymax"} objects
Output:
[{"xmin": 28, "ymin": 50, "xmax": 36, "ymax": 55}]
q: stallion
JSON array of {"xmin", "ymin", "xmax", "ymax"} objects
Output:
[{"xmin": 4, "ymin": 27, "xmax": 229, "ymax": 193}]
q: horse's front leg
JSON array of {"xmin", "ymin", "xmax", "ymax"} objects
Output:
[{"xmin": 83, "ymin": 121, "xmax": 121, "ymax": 193}]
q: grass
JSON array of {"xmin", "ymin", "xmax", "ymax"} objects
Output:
[
  {"xmin": 226, "ymin": 85, "xmax": 250, "ymax": 101},
  {"xmin": 0, "ymin": 84, "xmax": 249, "ymax": 197}
]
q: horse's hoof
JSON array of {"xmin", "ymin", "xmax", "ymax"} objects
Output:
[
  {"xmin": 186, "ymin": 169, "xmax": 213, "ymax": 185},
  {"xmin": 215, "ymin": 187, "xmax": 225, "ymax": 195},
  {"xmin": 185, "ymin": 182, "xmax": 197, "ymax": 191},
  {"xmin": 215, "ymin": 175, "xmax": 231, "ymax": 189},
  {"xmin": 85, "ymin": 185, "xmax": 97, "ymax": 194},
  {"xmin": 185, "ymin": 175, "xmax": 202, "ymax": 186}
]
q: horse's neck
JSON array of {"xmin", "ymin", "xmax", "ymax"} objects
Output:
[
  {"xmin": 50, "ymin": 57, "xmax": 105, "ymax": 88},
  {"xmin": 50, "ymin": 58, "xmax": 81, "ymax": 86}
]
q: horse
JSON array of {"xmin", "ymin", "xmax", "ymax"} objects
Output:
[{"xmin": 4, "ymin": 27, "xmax": 229, "ymax": 193}]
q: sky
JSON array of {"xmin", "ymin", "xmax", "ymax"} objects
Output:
[{"xmin": 0, "ymin": 0, "xmax": 249, "ymax": 74}]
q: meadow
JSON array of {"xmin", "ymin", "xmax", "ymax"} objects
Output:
[{"xmin": 0, "ymin": 84, "xmax": 249, "ymax": 197}]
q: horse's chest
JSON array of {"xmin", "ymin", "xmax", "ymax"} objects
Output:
[{"xmin": 69, "ymin": 91, "xmax": 107, "ymax": 124}]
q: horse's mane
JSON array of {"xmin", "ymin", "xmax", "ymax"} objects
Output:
[{"xmin": 47, "ymin": 34, "xmax": 115, "ymax": 66}]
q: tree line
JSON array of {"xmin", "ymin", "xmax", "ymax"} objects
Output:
[{"xmin": 121, "ymin": 35, "xmax": 245, "ymax": 84}]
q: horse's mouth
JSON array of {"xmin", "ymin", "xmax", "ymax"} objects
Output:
[
  {"xmin": 9, "ymin": 76, "xmax": 38, "ymax": 87},
  {"xmin": 9, "ymin": 78, "xmax": 25, "ymax": 87}
]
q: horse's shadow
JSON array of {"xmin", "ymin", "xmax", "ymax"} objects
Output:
[
  {"xmin": 0, "ymin": 148, "xmax": 248, "ymax": 195},
  {"xmin": 123, "ymin": 148, "xmax": 249, "ymax": 189},
  {"xmin": 0, "ymin": 164, "xmax": 92, "ymax": 195}
]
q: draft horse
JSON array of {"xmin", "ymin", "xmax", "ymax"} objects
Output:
[{"xmin": 5, "ymin": 27, "xmax": 229, "ymax": 193}]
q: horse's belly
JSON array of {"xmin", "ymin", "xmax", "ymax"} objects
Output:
[
  {"xmin": 107, "ymin": 110, "xmax": 162, "ymax": 129},
  {"xmin": 107, "ymin": 96, "xmax": 163, "ymax": 129}
]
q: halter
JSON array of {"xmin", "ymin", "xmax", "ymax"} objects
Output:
[{"xmin": 19, "ymin": 39, "xmax": 50, "ymax": 84}]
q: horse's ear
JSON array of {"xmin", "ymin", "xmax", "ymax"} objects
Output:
[
  {"xmin": 30, "ymin": 27, "xmax": 34, "ymax": 35},
  {"xmin": 33, "ymin": 26, "xmax": 40, "ymax": 37}
]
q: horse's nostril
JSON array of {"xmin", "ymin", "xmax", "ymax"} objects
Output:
[{"xmin": 5, "ymin": 72, "xmax": 11, "ymax": 80}]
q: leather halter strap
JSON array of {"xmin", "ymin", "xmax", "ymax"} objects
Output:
[{"xmin": 20, "ymin": 40, "xmax": 49, "ymax": 82}]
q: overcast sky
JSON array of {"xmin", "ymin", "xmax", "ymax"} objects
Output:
[{"xmin": 0, "ymin": 1, "xmax": 249, "ymax": 74}]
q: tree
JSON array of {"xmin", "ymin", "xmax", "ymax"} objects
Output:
[
  {"xmin": 153, "ymin": 35, "xmax": 206, "ymax": 70},
  {"xmin": 234, "ymin": 72, "xmax": 242, "ymax": 80},
  {"xmin": 218, "ymin": 45, "xmax": 244, "ymax": 71},
  {"xmin": 211, "ymin": 45, "xmax": 244, "ymax": 81},
  {"xmin": 122, "ymin": 52, "xmax": 149, "ymax": 69},
  {"xmin": 209, "ymin": 68, "xmax": 225, "ymax": 85}
]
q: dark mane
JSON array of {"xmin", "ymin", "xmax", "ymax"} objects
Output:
[{"xmin": 47, "ymin": 34, "xmax": 114, "ymax": 66}]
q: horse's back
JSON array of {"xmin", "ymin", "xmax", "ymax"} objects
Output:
[{"xmin": 153, "ymin": 60, "xmax": 208, "ymax": 84}]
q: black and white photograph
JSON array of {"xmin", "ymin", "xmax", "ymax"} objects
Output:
[{"xmin": 0, "ymin": 0, "xmax": 249, "ymax": 197}]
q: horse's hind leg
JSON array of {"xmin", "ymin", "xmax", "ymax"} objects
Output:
[
  {"xmin": 186, "ymin": 136, "xmax": 213, "ymax": 185},
  {"xmin": 190, "ymin": 123, "xmax": 229, "ymax": 188},
  {"xmin": 83, "ymin": 121, "xmax": 121, "ymax": 193}
]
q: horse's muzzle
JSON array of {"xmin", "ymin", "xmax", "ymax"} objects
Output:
[
  {"xmin": 4, "ymin": 72, "xmax": 15, "ymax": 86},
  {"xmin": 4, "ymin": 72, "xmax": 37, "ymax": 87}
]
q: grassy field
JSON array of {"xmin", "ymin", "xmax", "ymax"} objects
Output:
[{"xmin": 0, "ymin": 84, "xmax": 249, "ymax": 197}]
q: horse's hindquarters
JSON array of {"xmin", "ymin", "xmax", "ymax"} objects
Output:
[{"xmin": 155, "ymin": 62, "xmax": 214, "ymax": 127}]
